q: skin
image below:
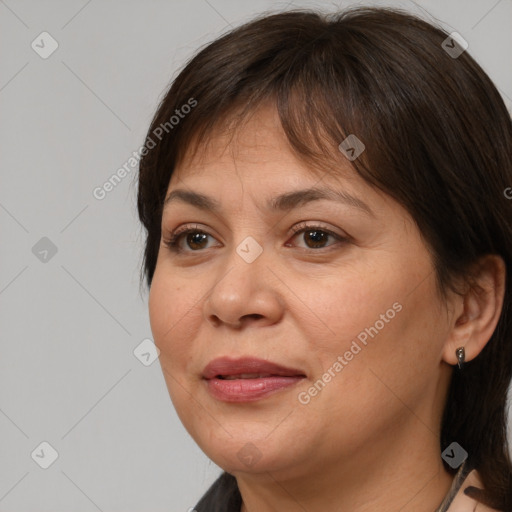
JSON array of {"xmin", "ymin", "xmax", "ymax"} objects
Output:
[{"xmin": 148, "ymin": 105, "xmax": 506, "ymax": 512}]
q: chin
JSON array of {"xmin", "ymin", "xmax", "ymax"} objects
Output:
[{"xmin": 196, "ymin": 429, "xmax": 302, "ymax": 475}]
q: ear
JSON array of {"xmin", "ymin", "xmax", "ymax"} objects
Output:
[{"xmin": 442, "ymin": 254, "xmax": 506, "ymax": 366}]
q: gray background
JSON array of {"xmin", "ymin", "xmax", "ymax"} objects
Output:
[{"xmin": 1, "ymin": 0, "xmax": 511, "ymax": 511}]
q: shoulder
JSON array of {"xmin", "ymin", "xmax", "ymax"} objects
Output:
[{"xmin": 447, "ymin": 469, "xmax": 502, "ymax": 512}]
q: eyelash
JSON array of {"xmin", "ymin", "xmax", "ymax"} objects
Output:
[{"xmin": 162, "ymin": 222, "xmax": 347, "ymax": 254}]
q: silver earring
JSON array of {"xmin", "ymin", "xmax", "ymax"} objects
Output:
[{"xmin": 456, "ymin": 347, "xmax": 465, "ymax": 370}]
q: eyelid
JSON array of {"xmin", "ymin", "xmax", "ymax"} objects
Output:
[
  {"xmin": 288, "ymin": 220, "xmax": 347, "ymax": 239},
  {"xmin": 164, "ymin": 220, "xmax": 346, "ymax": 239},
  {"xmin": 162, "ymin": 223, "xmax": 220, "ymax": 252},
  {"xmin": 163, "ymin": 221, "xmax": 349, "ymax": 254}
]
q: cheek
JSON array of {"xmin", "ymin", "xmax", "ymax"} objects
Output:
[
  {"xmin": 296, "ymin": 256, "xmax": 441, "ymax": 384},
  {"xmin": 287, "ymin": 263, "xmax": 399, "ymax": 353},
  {"xmin": 148, "ymin": 272, "xmax": 172, "ymax": 343},
  {"xmin": 312, "ymin": 272, "xmax": 444, "ymax": 412},
  {"xmin": 148, "ymin": 269, "xmax": 192, "ymax": 361},
  {"xmin": 148, "ymin": 270, "xmax": 201, "ymax": 414},
  {"xmin": 294, "ymin": 289, "xmax": 443, "ymax": 449}
]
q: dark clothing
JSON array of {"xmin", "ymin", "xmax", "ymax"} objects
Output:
[{"xmin": 194, "ymin": 472, "xmax": 241, "ymax": 512}]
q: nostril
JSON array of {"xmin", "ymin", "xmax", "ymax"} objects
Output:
[
  {"xmin": 207, "ymin": 313, "xmax": 264, "ymax": 329},
  {"xmin": 246, "ymin": 314, "xmax": 264, "ymax": 320}
]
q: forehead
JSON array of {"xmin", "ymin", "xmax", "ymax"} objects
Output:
[
  {"xmin": 163, "ymin": 106, "xmax": 392, "ymax": 220},
  {"xmin": 171, "ymin": 103, "xmax": 356, "ymax": 185}
]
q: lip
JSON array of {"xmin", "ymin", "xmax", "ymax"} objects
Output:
[
  {"xmin": 202, "ymin": 356, "xmax": 306, "ymax": 380},
  {"xmin": 202, "ymin": 357, "xmax": 306, "ymax": 403}
]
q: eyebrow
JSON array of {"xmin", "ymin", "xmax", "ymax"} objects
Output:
[{"xmin": 163, "ymin": 187, "xmax": 375, "ymax": 217}]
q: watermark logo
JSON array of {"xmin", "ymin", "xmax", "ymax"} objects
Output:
[
  {"xmin": 338, "ymin": 134, "xmax": 365, "ymax": 161},
  {"xmin": 31, "ymin": 441, "xmax": 59, "ymax": 469},
  {"xmin": 133, "ymin": 338, "xmax": 160, "ymax": 367},
  {"xmin": 32, "ymin": 237, "xmax": 58, "ymax": 263},
  {"xmin": 441, "ymin": 442, "xmax": 468, "ymax": 469},
  {"xmin": 236, "ymin": 236, "xmax": 263, "ymax": 263},
  {"xmin": 237, "ymin": 442, "xmax": 263, "ymax": 467},
  {"xmin": 441, "ymin": 32, "xmax": 468, "ymax": 59},
  {"xmin": 31, "ymin": 32, "xmax": 59, "ymax": 59}
]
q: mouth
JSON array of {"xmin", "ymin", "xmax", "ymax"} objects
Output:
[
  {"xmin": 217, "ymin": 373, "xmax": 278, "ymax": 380},
  {"xmin": 202, "ymin": 357, "xmax": 307, "ymax": 402},
  {"xmin": 202, "ymin": 356, "xmax": 307, "ymax": 380}
]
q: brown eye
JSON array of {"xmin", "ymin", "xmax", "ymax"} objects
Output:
[
  {"xmin": 185, "ymin": 232, "xmax": 209, "ymax": 250},
  {"xmin": 302, "ymin": 230, "xmax": 330, "ymax": 248},
  {"xmin": 164, "ymin": 227, "xmax": 218, "ymax": 253},
  {"xmin": 287, "ymin": 224, "xmax": 347, "ymax": 250}
]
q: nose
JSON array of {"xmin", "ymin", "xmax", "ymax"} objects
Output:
[{"xmin": 203, "ymin": 244, "xmax": 284, "ymax": 329}]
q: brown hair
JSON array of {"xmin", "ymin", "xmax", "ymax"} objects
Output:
[{"xmin": 137, "ymin": 7, "xmax": 512, "ymax": 510}]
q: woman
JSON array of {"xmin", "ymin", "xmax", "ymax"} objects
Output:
[{"xmin": 137, "ymin": 6, "xmax": 512, "ymax": 511}]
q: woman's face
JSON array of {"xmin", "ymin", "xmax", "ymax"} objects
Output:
[{"xmin": 149, "ymin": 105, "xmax": 454, "ymax": 480}]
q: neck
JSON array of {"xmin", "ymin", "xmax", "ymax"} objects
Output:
[{"xmin": 236, "ymin": 421, "xmax": 454, "ymax": 512}]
